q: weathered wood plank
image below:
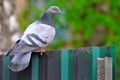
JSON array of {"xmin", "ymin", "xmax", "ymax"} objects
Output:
[
  {"xmin": 97, "ymin": 58, "xmax": 105, "ymax": 80},
  {"xmin": 105, "ymin": 57, "xmax": 112, "ymax": 80}
]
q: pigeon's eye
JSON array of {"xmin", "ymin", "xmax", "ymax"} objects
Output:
[{"xmin": 52, "ymin": 8, "xmax": 59, "ymax": 12}]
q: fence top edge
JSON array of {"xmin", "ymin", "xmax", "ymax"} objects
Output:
[{"xmin": 0, "ymin": 46, "xmax": 115, "ymax": 56}]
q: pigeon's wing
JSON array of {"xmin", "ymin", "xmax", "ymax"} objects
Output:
[
  {"xmin": 7, "ymin": 39, "xmax": 40, "ymax": 56},
  {"xmin": 7, "ymin": 21, "xmax": 55, "ymax": 56}
]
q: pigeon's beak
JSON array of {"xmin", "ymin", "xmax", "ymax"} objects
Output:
[{"xmin": 58, "ymin": 10, "xmax": 62, "ymax": 15}]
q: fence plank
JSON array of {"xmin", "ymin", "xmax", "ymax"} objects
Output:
[
  {"xmin": 39, "ymin": 53, "xmax": 47, "ymax": 80},
  {"xmin": 97, "ymin": 58, "xmax": 105, "ymax": 80},
  {"xmin": 110, "ymin": 46, "xmax": 116, "ymax": 80},
  {"xmin": 32, "ymin": 54, "xmax": 40, "ymax": 80},
  {"xmin": 47, "ymin": 51, "xmax": 61, "ymax": 80},
  {"xmin": 2, "ymin": 56, "xmax": 11, "ymax": 80},
  {"xmin": 97, "ymin": 47, "xmax": 107, "ymax": 80},
  {"xmin": 105, "ymin": 57, "xmax": 112, "ymax": 80},
  {"xmin": 10, "ymin": 65, "xmax": 31, "ymax": 80},
  {"xmin": 73, "ymin": 48, "xmax": 92, "ymax": 80},
  {"xmin": 92, "ymin": 47, "xmax": 100, "ymax": 80},
  {"xmin": 71, "ymin": 50, "xmax": 77, "ymax": 80},
  {"xmin": 97, "ymin": 57, "xmax": 112, "ymax": 80},
  {"xmin": 61, "ymin": 50, "xmax": 71, "ymax": 80}
]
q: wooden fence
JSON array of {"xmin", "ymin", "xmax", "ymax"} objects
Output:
[{"xmin": 0, "ymin": 46, "xmax": 116, "ymax": 80}]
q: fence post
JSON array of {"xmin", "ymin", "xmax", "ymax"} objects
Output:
[{"xmin": 97, "ymin": 57, "xmax": 112, "ymax": 80}]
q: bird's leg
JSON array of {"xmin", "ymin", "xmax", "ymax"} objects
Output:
[{"xmin": 40, "ymin": 49, "xmax": 46, "ymax": 55}]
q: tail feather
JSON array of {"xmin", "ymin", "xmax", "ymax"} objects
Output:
[
  {"xmin": 8, "ymin": 62, "xmax": 29, "ymax": 72},
  {"xmin": 8, "ymin": 52, "xmax": 32, "ymax": 72}
]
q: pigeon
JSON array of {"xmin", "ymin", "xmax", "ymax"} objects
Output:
[{"xmin": 6, "ymin": 6, "xmax": 61, "ymax": 72}]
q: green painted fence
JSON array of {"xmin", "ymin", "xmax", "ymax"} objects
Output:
[{"xmin": 0, "ymin": 46, "xmax": 116, "ymax": 80}]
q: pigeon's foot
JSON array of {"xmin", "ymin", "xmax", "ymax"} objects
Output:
[{"xmin": 40, "ymin": 50, "xmax": 46, "ymax": 55}]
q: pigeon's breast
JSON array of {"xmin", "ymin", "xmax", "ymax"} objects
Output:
[
  {"xmin": 38, "ymin": 24, "xmax": 56, "ymax": 44},
  {"xmin": 22, "ymin": 23, "xmax": 56, "ymax": 47}
]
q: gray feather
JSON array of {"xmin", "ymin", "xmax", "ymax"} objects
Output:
[
  {"xmin": 8, "ymin": 52, "xmax": 32, "ymax": 72},
  {"xmin": 39, "ymin": 12, "xmax": 54, "ymax": 26},
  {"xmin": 7, "ymin": 40, "xmax": 39, "ymax": 55}
]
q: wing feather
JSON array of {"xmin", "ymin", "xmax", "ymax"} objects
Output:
[{"xmin": 7, "ymin": 39, "xmax": 40, "ymax": 56}]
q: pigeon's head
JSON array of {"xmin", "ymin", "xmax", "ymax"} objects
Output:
[{"xmin": 47, "ymin": 6, "xmax": 62, "ymax": 15}]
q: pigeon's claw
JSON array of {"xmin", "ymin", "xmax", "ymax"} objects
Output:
[{"xmin": 40, "ymin": 50, "xmax": 46, "ymax": 55}]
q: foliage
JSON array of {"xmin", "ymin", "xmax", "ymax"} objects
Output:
[{"xmin": 18, "ymin": 0, "xmax": 120, "ymax": 79}]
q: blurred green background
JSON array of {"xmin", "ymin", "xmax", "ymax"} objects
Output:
[{"xmin": 17, "ymin": 0, "xmax": 120, "ymax": 79}]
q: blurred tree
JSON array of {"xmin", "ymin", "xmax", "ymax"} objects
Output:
[{"xmin": 0, "ymin": 0, "xmax": 19, "ymax": 54}]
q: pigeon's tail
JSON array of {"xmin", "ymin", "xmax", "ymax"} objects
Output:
[{"xmin": 8, "ymin": 52, "xmax": 32, "ymax": 72}]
